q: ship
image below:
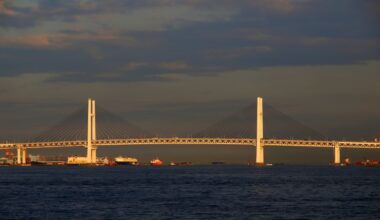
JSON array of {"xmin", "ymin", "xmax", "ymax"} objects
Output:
[
  {"xmin": 355, "ymin": 159, "xmax": 380, "ymax": 167},
  {"xmin": 115, "ymin": 156, "xmax": 139, "ymax": 165},
  {"xmin": 67, "ymin": 156, "xmax": 88, "ymax": 165},
  {"xmin": 169, "ymin": 161, "xmax": 192, "ymax": 166},
  {"xmin": 150, "ymin": 158, "xmax": 163, "ymax": 166},
  {"xmin": 211, "ymin": 161, "xmax": 225, "ymax": 165}
]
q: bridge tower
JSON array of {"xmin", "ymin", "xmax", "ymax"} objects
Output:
[
  {"xmin": 256, "ymin": 97, "xmax": 264, "ymax": 165},
  {"xmin": 87, "ymin": 98, "xmax": 97, "ymax": 164}
]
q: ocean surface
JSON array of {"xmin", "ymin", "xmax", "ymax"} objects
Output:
[{"xmin": 0, "ymin": 165, "xmax": 379, "ymax": 220}]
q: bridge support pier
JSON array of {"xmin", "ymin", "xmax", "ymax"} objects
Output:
[
  {"xmin": 256, "ymin": 97, "xmax": 264, "ymax": 166},
  {"xmin": 87, "ymin": 98, "xmax": 97, "ymax": 164},
  {"xmin": 22, "ymin": 147, "xmax": 26, "ymax": 164},
  {"xmin": 334, "ymin": 143, "xmax": 341, "ymax": 165},
  {"xmin": 16, "ymin": 146, "xmax": 27, "ymax": 165},
  {"xmin": 91, "ymin": 147, "xmax": 97, "ymax": 163},
  {"xmin": 17, "ymin": 146, "xmax": 21, "ymax": 165}
]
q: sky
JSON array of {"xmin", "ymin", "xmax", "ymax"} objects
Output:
[{"xmin": 0, "ymin": 0, "xmax": 379, "ymax": 163}]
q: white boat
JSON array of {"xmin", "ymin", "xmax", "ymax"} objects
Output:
[{"xmin": 115, "ymin": 156, "xmax": 139, "ymax": 165}]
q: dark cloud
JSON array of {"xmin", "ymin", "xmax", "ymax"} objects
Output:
[{"xmin": 0, "ymin": 0, "xmax": 378, "ymax": 82}]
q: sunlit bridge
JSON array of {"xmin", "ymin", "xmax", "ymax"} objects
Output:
[{"xmin": 1, "ymin": 98, "xmax": 379, "ymax": 165}]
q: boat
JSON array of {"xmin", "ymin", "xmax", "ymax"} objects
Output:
[
  {"xmin": 67, "ymin": 156, "xmax": 88, "ymax": 165},
  {"xmin": 355, "ymin": 160, "xmax": 380, "ymax": 167},
  {"xmin": 31, "ymin": 161, "xmax": 47, "ymax": 166},
  {"xmin": 169, "ymin": 161, "xmax": 192, "ymax": 166},
  {"xmin": 150, "ymin": 158, "xmax": 163, "ymax": 166},
  {"xmin": 211, "ymin": 161, "xmax": 225, "ymax": 165},
  {"xmin": 114, "ymin": 156, "xmax": 139, "ymax": 165}
]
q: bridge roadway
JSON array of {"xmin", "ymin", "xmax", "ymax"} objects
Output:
[{"xmin": 1, "ymin": 138, "xmax": 380, "ymax": 149}]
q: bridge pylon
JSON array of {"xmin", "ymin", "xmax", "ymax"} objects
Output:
[
  {"xmin": 87, "ymin": 98, "xmax": 97, "ymax": 164},
  {"xmin": 256, "ymin": 97, "xmax": 264, "ymax": 165}
]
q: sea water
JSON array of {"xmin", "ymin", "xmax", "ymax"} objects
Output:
[{"xmin": 0, "ymin": 165, "xmax": 379, "ymax": 219}]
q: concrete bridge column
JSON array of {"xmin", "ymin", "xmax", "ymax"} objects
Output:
[
  {"xmin": 17, "ymin": 146, "xmax": 21, "ymax": 165},
  {"xmin": 256, "ymin": 97, "xmax": 264, "ymax": 165},
  {"xmin": 87, "ymin": 98, "xmax": 97, "ymax": 164},
  {"xmin": 87, "ymin": 98, "xmax": 92, "ymax": 163},
  {"xmin": 91, "ymin": 147, "xmax": 97, "ymax": 163},
  {"xmin": 22, "ymin": 147, "xmax": 26, "ymax": 164},
  {"xmin": 91, "ymin": 100, "xmax": 97, "ymax": 164},
  {"xmin": 334, "ymin": 143, "xmax": 341, "ymax": 165}
]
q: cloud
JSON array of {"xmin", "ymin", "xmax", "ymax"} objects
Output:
[
  {"xmin": 159, "ymin": 61, "xmax": 190, "ymax": 70},
  {"xmin": 365, "ymin": 0, "xmax": 380, "ymax": 19},
  {"xmin": 0, "ymin": 0, "xmax": 16, "ymax": 16},
  {"xmin": 0, "ymin": 35, "xmax": 51, "ymax": 47},
  {"xmin": 0, "ymin": 31, "xmax": 127, "ymax": 48},
  {"xmin": 1, "ymin": 60, "xmax": 379, "ymax": 139},
  {"xmin": 206, "ymin": 46, "xmax": 273, "ymax": 60},
  {"xmin": 300, "ymin": 36, "xmax": 331, "ymax": 45},
  {"xmin": 249, "ymin": 0, "xmax": 306, "ymax": 13},
  {"xmin": 0, "ymin": 0, "xmax": 379, "ymax": 83},
  {"xmin": 73, "ymin": 5, "xmax": 237, "ymax": 33},
  {"xmin": 0, "ymin": 0, "xmax": 237, "ymax": 33},
  {"xmin": 117, "ymin": 62, "xmax": 149, "ymax": 73}
]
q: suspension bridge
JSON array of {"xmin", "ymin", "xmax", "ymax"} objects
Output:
[{"xmin": 1, "ymin": 98, "xmax": 379, "ymax": 165}]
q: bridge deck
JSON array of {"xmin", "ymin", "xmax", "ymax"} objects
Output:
[{"xmin": 1, "ymin": 138, "xmax": 380, "ymax": 149}]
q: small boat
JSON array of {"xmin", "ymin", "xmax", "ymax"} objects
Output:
[
  {"xmin": 150, "ymin": 158, "xmax": 163, "ymax": 166},
  {"xmin": 31, "ymin": 161, "xmax": 48, "ymax": 166},
  {"xmin": 211, "ymin": 161, "xmax": 225, "ymax": 165},
  {"xmin": 356, "ymin": 160, "xmax": 380, "ymax": 167},
  {"xmin": 169, "ymin": 161, "xmax": 192, "ymax": 166},
  {"xmin": 115, "ymin": 156, "xmax": 139, "ymax": 165}
]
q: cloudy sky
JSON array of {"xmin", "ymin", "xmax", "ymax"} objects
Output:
[{"xmin": 0, "ymin": 0, "xmax": 379, "ymax": 163}]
